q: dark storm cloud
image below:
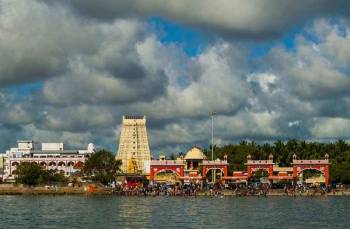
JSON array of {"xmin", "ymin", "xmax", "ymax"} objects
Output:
[
  {"xmin": 43, "ymin": 0, "xmax": 350, "ymax": 39},
  {"xmin": 0, "ymin": 0, "xmax": 98, "ymax": 87},
  {"xmin": 0, "ymin": 0, "xmax": 169, "ymax": 104},
  {"xmin": 0, "ymin": 124, "xmax": 22, "ymax": 152},
  {"xmin": 106, "ymin": 60, "xmax": 146, "ymax": 80},
  {"xmin": 311, "ymin": 99, "xmax": 350, "ymax": 119},
  {"xmin": 0, "ymin": 56, "xmax": 66, "ymax": 86},
  {"xmin": 42, "ymin": 68, "xmax": 168, "ymax": 106}
]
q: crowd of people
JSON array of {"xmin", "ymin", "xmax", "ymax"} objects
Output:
[
  {"xmin": 111, "ymin": 182, "xmax": 202, "ymax": 196},
  {"xmin": 108, "ymin": 181, "xmax": 335, "ymax": 197}
]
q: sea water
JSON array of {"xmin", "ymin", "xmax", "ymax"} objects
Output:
[{"xmin": 0, "ymin": 196, "xmax": 349, "ymax": 228}]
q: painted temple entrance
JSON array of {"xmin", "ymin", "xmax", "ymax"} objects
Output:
[
  {"xmin": 150, "ymin": 147, "xmax": 229, "ymax": 183},
  {"xmin": 149, "ymin": 160, "xmax": 184, "ymax": 182},
  {"xmin": 246, "ymin": 154, "xmax": 274, "ymax": 178},
  {"xmin": 202, "ymin": 157, "xmax": 228, "ymax": 182},
  {"xmin": 245, "ymin": 154, "xmax": 330, "ymax": 186},
  {"xmin": 154, "ymin": 170, "xmax": 181, "ymax": 183},
  {"xmin": 150, "ymin": 147, "xmax": 330, "ymax": 186},
  {"xmin": 292, "ymin": 154, "xmax": 330, "ymax": 186}
]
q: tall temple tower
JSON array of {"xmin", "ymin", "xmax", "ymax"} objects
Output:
[{"xmin": 116, "ymin": 115, "xmax": 151, "ymax": 174}]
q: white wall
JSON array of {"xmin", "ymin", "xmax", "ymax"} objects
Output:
[{"xmin": 42, "ymin": 143, "xmax": 64, "ymax": 151}]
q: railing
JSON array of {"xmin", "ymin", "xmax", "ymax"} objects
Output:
[
  {"xmin": 150, "ymin": 160, "xmax": 184, "ymax": 165},
  {"xmin": 9, "ymin": 157, "xmax": 86, "ymax": 162},
  {"xmin": 246, "ymin": 160, "xmax": 274, "ymax": 164},
  {"xmin": 202, "ymin": 160, "xmax": 228, "ymax": 165},
  {"xmin": 292, "ymin": 159, "xmax": 329, "ymax": 164}
]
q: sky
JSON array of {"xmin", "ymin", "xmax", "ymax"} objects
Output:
[{"xmin": 1, "ymin": 1, "xmax": 350, "ymax": 155}]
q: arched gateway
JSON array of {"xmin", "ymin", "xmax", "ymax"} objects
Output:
[
  {"xmin": 150, "ymin": 160, "xmax": 184, "ymax": 181},
  {"xmin": 292, "ymin": 154, "xmax": 330, "ymax": 186},
  {"xmin": 202, "ymin": 156, "xmax": 229, "ymax": 179},
  {"xmin": 246, "ymin": 154, "xmax": 274, "ymax": 177},
  {"xmin": 245, "ymin": 154, "xmax": 330, "ymax": 186}
]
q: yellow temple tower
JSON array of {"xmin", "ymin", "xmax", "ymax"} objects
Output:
[{"xmin": 116, "ymin": 116, "xmax": 151, "ymax": 174}]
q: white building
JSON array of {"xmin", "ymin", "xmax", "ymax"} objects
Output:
[{"xmin": 1, "ymin": 140, "xmax": 95, "ymax": 181}]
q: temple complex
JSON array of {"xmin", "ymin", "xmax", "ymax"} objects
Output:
[
  {"xmin": 226, "ymin": 153, "xmax": 330, "ymax": 185},
  {"xmin": 114, "ymin": 115, "xmax": 331, "ymax": 186},
  {"xmin": 150, "ymin": 148, "xmax": 330, "ymax": 186},
  {"xmin": 150, "ymin": 146, "xmax": 228, "ymax": 183},
  {"xmin": 116, "ymin": 116, "xmax": 151, "ymax": 174}
]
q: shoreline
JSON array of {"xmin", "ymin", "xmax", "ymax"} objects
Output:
[{"xmin": 0, "ymin": 185, "xmax": 349, "ymax": 197}]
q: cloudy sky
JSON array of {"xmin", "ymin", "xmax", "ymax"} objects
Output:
[{"xmin": 1, "ymin": 1, "xmax": 350, "ymax": 154}]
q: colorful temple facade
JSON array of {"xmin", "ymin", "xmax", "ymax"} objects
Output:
[
  {"xmin": 149, "ymin": 147, "xmax": 330, "ymax": 186},
  {"xmin": 150, "ymin": 147, "xmax": 228, "ymax": 183}
]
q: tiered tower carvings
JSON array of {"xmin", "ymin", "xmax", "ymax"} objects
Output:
[{"xmin": 116, "ymin": 116, "xmax": 151, "ymax": 174}]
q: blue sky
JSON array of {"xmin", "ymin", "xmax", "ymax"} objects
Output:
[
  {"xmin": 149, "ymin": 17, "xmax": 208, "ymax": 57},
  {"xmin": 1, "ymin": 1, "xmax": 350, "ymax": 154},
  {"xmin": 150, "ymin": 16, "xmax": 301, "ymax": 59}
]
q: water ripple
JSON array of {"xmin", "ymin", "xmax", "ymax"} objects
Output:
[{"xmin": 0, "ymin": 196, "xmax": 349, "ymax": 228}]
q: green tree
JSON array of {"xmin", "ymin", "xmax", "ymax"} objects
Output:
[
  {"xmin": 14, "ymin": 163, "xmax": 43, "ymax": 186},
  {"xmin": 169, "ymin": 153, "xmax": 176, "ymax": 160},
  {"xmin": 14, "ymin": 163, "xmax": 66, "ymax": 186},
  {"xmin": 83, "ymin": 150, "xmax": 122, "ymax": 185},
  {"xmin": 252, "ymin": 169, "xmax": 269, "ymax": 180},
  {"xmin": 38, "ymin": 169, "xmax": 67, "ymax": 184}
]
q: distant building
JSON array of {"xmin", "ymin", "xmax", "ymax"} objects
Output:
[
  {"xmin": 1, "ymin": 140, "xmax": 95, "ymax": 181},
  {"xmin": 116, "ymin": 116, "xmax": 151, "ymax": 174}
]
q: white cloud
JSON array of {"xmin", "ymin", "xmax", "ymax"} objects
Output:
[
  {"xmin": 2, "ymin": 2, "xmax": 350, "ymax": 154},
  {"xmin": 265, "ymin": 19, "xmax": 350, "ymax": 101},
  {"xmin": 21, "ymin": 124, "xmax": 94, "ymax": 149},
  {"xmin": 311, "ymin": 117, "xmax": 350, "ymax": 138},
  {"xmin": 127, "ymin": 41, "xmax": 251, "ymax": 121}
]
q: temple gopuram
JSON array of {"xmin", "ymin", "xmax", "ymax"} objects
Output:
[{"xmin": 115, "ymin": 116, "xmax": 151, "ymax": 175}]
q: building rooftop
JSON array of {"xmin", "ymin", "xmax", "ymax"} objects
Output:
[
  {"xmin": 184, "ymin": 147, "xmax": 207, "ymax": 160},
  {"xmin": 123, "ymin": 115, "xmax": 145, "ymax": 119},
  {"xmin": 30, "ymin": 150, "xmax": 82, "ymax": 154},
  {"xmin": 17, "ymin": 140, "xmax": 34, "ymax": 143}
]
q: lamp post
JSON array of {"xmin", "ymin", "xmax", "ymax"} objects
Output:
[{"xmin": 210, "ymin": 112, "xmax": 216, "ymax": 183}]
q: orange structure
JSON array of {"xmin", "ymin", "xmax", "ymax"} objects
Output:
[
  {"xmin": 244, "ymin": 153, "xmax": 330, "ymax": 186},
  {"xmin": 246, "ymin": 154, "xmax": 274, "ymax": 177},
  {"xmin": 223, "ymin": 171, "xmax": 249, "ymax": 183},
  {"xmin": 292, "ymin": 153, "xmax": 330, "ymax": 186},
  {"xmin": 149, "ymin": 160, "xmax": 185, "ymax": 181},
  {"xmin": 149, "ymin": 147, "xmax": 330, "ymax": 186},
  {"xmin": 149, "ymin": 147, "xmax": 229, "ymax": 183},
  {"xmin": 87, "ymin": 184, "xmax": 95, "ymax": 193},
  {"xmin": 202, "ymin": 156, "xmax": 229, "ymax": 179}
]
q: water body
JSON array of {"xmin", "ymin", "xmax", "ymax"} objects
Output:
[{"xmin": 0, "ymin": 196, "xmax": 349, "ymax": 228}]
